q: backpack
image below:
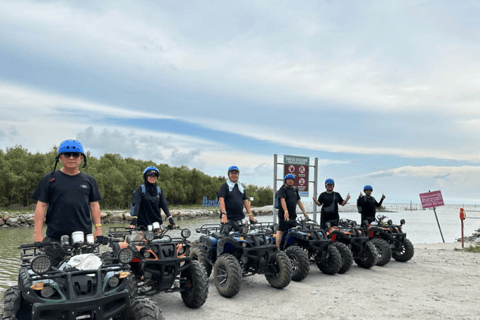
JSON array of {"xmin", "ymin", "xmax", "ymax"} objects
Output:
[{"xmin": 130, "ymin": 184, "xmax": 162, "ymax": 215}]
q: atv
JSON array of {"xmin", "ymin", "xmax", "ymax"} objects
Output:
[
  {"xmin": 257, "ymin": 219, "xmax": 342, "ymax": 276},
  {"xmin": 320, "ymin": 219, "xmax": 378, "ymax": 270},
  {"xmin": 363, "ymin": 215, "xmax": 414, "ymax": 263},
  {"xmin": 2, "ymin": 232, "xmax": 163, "ymax": 320},
  {"xmin": 191, "ymin": 220, "xmax": 292, "ymax": 298},
  {"xmin": 107, "ymin": 224, "xmax": 208, "ymax": 309}
]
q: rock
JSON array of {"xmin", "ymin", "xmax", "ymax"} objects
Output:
[
  {"xmin": 27, "ymin": 216, "xmax": 35, "ymax": 225},
  {"xmin": 111, "ymin": 213, "xmax": 124, "ymax": 221},
  {"xmin": 100, "ymin": 212, "xmax": 108, "ymax": 219},
  {"xmin": 0, "ymin": 219, "xmax": 4, "ymax": 226},
  {"xmin": 19, "ymin": 216, "xmax": 26, "ymax": 223},
  {"xmin": 3, "ymin": 215, "xmax": 11, "ymax": 221},
  {"xmin": 2, "ymin": 225, "xmax": 10, "ymax": 228},
  {"xmin": 6, "ymin": 217, "xmax": 19, "ymax": 225},
  {"xmin": 125, "ymin": 213, "xmax": 133, "ymax": 221}
]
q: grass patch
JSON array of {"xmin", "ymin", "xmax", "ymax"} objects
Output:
[{"xmin": 456, "ymin": 243, "xmax": 480, "ymax": 252}]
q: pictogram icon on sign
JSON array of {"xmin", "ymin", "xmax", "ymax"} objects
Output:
[
  {"xmin": 299, "ymin": 178, "xmax": 306, "ymax": 186},
  {"xmin": 288, "ymin": 165, "xmax": 295, "ymax": 173},
  {"xmin": 299, "ymin": 166, "xmax": 306, "ymax": 174}
]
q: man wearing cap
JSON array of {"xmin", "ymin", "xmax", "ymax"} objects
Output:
[
  {"xmin": 32, "ymin": 139, "xmax": 102, "ymax": 264},
  {"xmin": 218, "ymin": 166, "xmax": 257, "ymax": 235},
  {"xmin": 276, "ymin": 174, "xmax": 308, "ymax": 248}
]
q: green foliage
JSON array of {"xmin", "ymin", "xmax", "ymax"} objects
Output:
[
  {"xmin": 461, "ymin": 243, "xmax": 480, "ymax": 253},
  {"xmin": 0, "ymin": 145, "xmax": 274, "ymax": 209}
]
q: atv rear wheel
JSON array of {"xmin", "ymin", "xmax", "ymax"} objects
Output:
[
  {"xmin": 265, "ymin": 251, "xmax": 292, "ymax": 289},
  {"xmin": 214, "ymin": 253, "xmax": 242, "ymax": 298},
  {"xmin": 115, "ymin": 297, "xmax": 164, "ymax": 320},
  {"xmin": 316, "ymin": 245, "xmax": 342, "ymax": 275},
  {"xmin": 285, "ymin": 246, "xmax": 310, "ymax": 282},
  {"xmin": 189, "ymin": 246, "xmax": 212, "ymax": 277},
  {"xmin": 370, "ymin": 238, "xmax": 392, "ymax": 266},
  {"xmin": 2, "ymin": 286, "xmax": 27, "ymax": 320},
  {"xmin": 392, "ymin": 238, "xmax": 414, "ymax": 262},
  {"xmin": 354, "ymin": 241, "xmax": 378, "ymax": 269},
  {"xmin": 181, "ymin": 260, "xmax": 209, "ymax": 308},
  {"xmin": 332, "ymin": 242, "xmax": 353, "ymax": 274}
]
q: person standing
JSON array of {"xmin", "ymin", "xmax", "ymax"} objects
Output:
[
  {"xmin": 218, "ymin": 166, "xmax": 257, "ymax": 234},
  {"xmin": 357, "ymin": 185, "xmax": 385, "ymax": 224},
  {"xmin": 275, "ymin": 174, "xmax": 308, "ymax": 248},
  {"xmin": 130, "ymin": 166, "xmax": 176, "ymax": 229},
  {"xmin": 313, "ymin": 178, "xmax": 350, "ymax": 229},
  {"xmin": 32, "ymin": 139, "xmax": 102, "ymax": 264}
]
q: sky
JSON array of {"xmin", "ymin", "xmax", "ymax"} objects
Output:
[{"xmin": 1, "ymin": 0, "xmax": 480, "ymax": 205}]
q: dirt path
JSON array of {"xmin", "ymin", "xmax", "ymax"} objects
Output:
[
  {"xmin": 153, "ymin": 242, "xmax": 480, "ymax": 320},
  {"xmin": 1, "ymin": 242, "xmax": 479, "ymax": 319}
]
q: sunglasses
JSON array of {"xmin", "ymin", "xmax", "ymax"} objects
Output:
[{"xmin": 62, "ymin": 152, "xmax": 81, "ymax": 158}]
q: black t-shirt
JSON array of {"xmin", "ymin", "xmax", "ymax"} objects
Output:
[
  {"xmin": 277, "ymin": 184, "xmax": 300, "ymax": 220},
  {"xmin": 317, "ymin": 192, "xmax": 344, "ymax": 222},
  {"xmin": 357, "ymin": 196, "xmax": 384, "ymax": 220},
  {"xmin": 131, "ymin": 185, "xmax": 171, "ymax": 227},
  {"xmin": 32, "ymin": 170, "xmax": 101, "ymax": 239},
  {"xmin": 218, "ymin": 182, "xmax": 247, "ymax": 221}
]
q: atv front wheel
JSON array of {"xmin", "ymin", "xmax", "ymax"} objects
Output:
[
  {"xmin": 181, "ymin": 260, "xmax": 209, "ymax": 308},
  {"xmin": 213, "ymin": 253, "xmax": 242, "ymax": 298},
  {"xmin": 189, "ymin": 246, "xmax": 212, "ymax": 277},
  {"xmin": 370, "ymin": 238, "xmax": 392, "ymax": 266},
  {"xmin": 392, "ymin": 238, "xmax": 414, "ymax": 262},
  {"xmin": 354, "ymin": 241, "xmax": 378, "ymax": 269},
  {"xmin": 285, "ymin": 246, "xmax": 310, "ymax": 282},
  {"xmin": 265, "ymin": 251, "xmax": 292, "ymax": 289},
  {"xmin": 332, "ymin": 242, "xmax": 353, "ymax": 274},
  {"xmin": 2, "ymin": 286, "xmax": 27, "ymax": 320},
  {"xmin": 316, "ymin": 245, "xmax": 342, "ymax": 275},
  {"xmin": 115, "ymin": 297, "xmax": 164, "ymax": 320}
]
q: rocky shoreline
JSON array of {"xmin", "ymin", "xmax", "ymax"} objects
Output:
[{"xmin": 0, "ymin": 206, "xmax": 278, "ymax": 229}]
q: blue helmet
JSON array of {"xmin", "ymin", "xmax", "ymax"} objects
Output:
[
  {"xmin": 364, "ymin": 185, "xmax": 373, "ymax": 191},
  {"xmin": 325, "ymin": 178, "xmax": 335, "ymax": 186},
  {"xmin": 58, "ymin": 139, "xmax": 84, "ymax": 154},
  {"xmin": 285, "ymin": 173, "xmax": 295, "ymax": 181},
  {"xmin": 228, "ymin": 166, "xmax": 240, "ymax": 174},
  {"xmin": 143, "ymin": 166, "xmax": 159, "ymax": 178},
  {"xmin": 52, "ymin": 139, "xmax": 87, "ymax": 173}
]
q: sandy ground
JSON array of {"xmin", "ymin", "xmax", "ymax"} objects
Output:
[
  {"xmin": 153, "ymin": 242, "xmax": 480, "ymax": 320},
  {"xmin": 1, "ymin": 242, "xmax": 479, "ymax": 320}
]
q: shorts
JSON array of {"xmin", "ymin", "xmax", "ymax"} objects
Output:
[{"xmin": 277, "ymin": 216, "xmax": 296, "ymax": 232}]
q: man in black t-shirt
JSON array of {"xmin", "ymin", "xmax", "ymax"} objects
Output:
[
  {"xmin": 313, "ymin": 178, "xmax": 350, "ymax": 229},
  {"xmin": 218, "ymin": 166, "xmax": 257, "ymax": 235},
  {"xmin": 32, "ymin": 139, "xmax": 102, "ymax": 264},
  {"xmin": 276, "ymin": 174, "xmax": 308, "ymax": 248},
  {"xmin": 357, "ymin": 185, "xmax": 385, "ymax": 225}
]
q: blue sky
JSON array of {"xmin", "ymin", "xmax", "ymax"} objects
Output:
[{"xmin": 1, "ymin": 0, "xmax": 480, "ymax": 204}]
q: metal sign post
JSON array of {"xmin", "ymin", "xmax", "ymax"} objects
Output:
[
  {"xmin": 273, "ymin": 154, "xmax": 318, "ymax": 222},
  {"xmin": 419, "ymin": 190, "xmax": 445, "ymax": 243}
]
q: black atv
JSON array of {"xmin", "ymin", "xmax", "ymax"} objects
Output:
[
  {"xmin": 191, "ymin": 220, "xmax": 292, "ymax": 298},
  {"xmin": 257, "ymin": 219, "xmax": 343, "ymax": 276},
  {"xmin": 107, "ymin": 224, "xmax": 208, "ymax": 309},
  {"xmin": 363, "ymin": 215, "xmax": 414, "ymax": 263},
  {"xmin": 2, "ymin": 232, "xmax": 163, "ymax": 320},
  {"xmin": 321, "ymin": 219, "xmax": 378, "ymax": 270}
]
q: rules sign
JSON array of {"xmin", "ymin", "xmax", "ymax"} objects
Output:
[
  {"xmin": 284, "ymin": 155, "xmax": 309, "ymax": 197},
  {"xmin": 419, "ymin": 190, "xmax": 444, "ymax": 209}
]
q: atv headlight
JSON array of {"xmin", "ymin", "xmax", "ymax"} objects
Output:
[
  {"xmin": 31, "ymin": 255, "xmax": 52, "ymax": 275},
  {"xmin": 387, "ymin": 220, "xmax": 393, "ymax": 225},
  {"xmin": 400, "ymin": 219, "xmax": 405, "ymax": 225},
  {"xmin": 118, "ymin": 248, "xmax": 134, "ymax": 264},
  {"xmin": 351, "ymin": 221, "xmax": 357, "ymax": 227},
  {"xmin": 107, "ymin": 276, "xmax": 120, "ymax": 288},
  {"xmin": 41, "ymin": 285, "xmax": 56, "ymax": 298},
  {"xmin": 325, "ymin": 222, "xmax": 332, "ymax": 228},
  {"xmin": 181, "ymin": 228, "xmax": 191, "ymax": 239},
  {"xmin": 241, "ymin": 226, "xmax": 249, "ymax": 234},
  {"xmin": 242, "ymin": 242, "xmax": 247, "ymax": 248},
  {"xmin": 145, "ymin": 231, "xmax": 154, "ymax": 241}
]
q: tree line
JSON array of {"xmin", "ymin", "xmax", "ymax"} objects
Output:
[{"xmin": 0, "ymin": 146, "xmax": 274, "ymax": 209}]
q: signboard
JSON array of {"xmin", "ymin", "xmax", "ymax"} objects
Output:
[
  {"xmin": 284, "ymin": 155, "xmax": 309, "ymax": 196},
  {"xmin": 419, "ymin": 190, "xmax": 444, "ymax": 209}
]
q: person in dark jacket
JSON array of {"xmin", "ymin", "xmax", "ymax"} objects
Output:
[
  {"xmin": 357, "ymin": 185, "xmax": 385, "ymax": 225},
  {"xmin": 130, "ymin": 166, "xmax": 176, "ymax": 229}
]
